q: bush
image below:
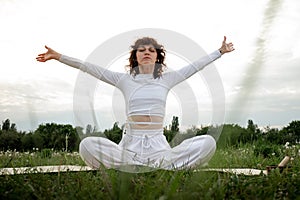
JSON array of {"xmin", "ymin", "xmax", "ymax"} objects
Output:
[
  {"xmin": 39, "ymin": 148, "xmax": 52, "ymax": 158},
  {"xmin": 253, "ymin": 142, "xmax": 280, "ymax": 158}
]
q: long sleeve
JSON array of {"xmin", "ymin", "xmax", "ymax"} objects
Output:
[
  {"xmin": 59, "ymin": 55, "xmax": 125, "ymax": 86},
  {"xmin": 163, "ymin": 50, "xmax": 221, "ymax": 87}
]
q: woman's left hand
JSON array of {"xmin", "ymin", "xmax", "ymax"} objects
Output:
[{"xmin": 219, "ymin": 36, "xmax": 235, "ymax": 55}]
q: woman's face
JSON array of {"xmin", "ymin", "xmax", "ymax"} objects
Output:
[{"xmin": 136, "ymin": 44, "xmax": 157, "ymax": 66}]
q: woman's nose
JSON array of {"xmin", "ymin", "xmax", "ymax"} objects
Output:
[{"xmin": 144, "ymin": 48, "xmax": 152, "ymax": 54}]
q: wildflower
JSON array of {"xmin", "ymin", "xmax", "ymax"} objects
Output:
[
  {"xmin": 284, "ymin": 142, "xmax": 290, "ymax": 149},
  {"xmin": 257, "ymin": 163, "xmax": 262, "ymax": 168},
  {"xmin": 271, "ymin": 153, "xmax": 275, "ymax": 156},
  {"xmin": 292, "ymin": 173, "xmax": 297, "ymax": 178}
]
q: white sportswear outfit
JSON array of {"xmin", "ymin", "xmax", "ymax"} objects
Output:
[{"xmin": 59, "ymin": 50, "xmax": 222, "ymax": 172}]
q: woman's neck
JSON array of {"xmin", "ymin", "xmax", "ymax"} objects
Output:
[{"xmin": 138, "ymin": 64, "xmax": 154, "ymax": 74}]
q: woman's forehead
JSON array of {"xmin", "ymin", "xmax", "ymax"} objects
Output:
[{"xmin": 137, "ymin": 44, "xmax": 155, "ymax": 48}]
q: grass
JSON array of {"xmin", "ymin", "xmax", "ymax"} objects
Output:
[
  {"xmin": 0, "ymin": 150, "xmax": 85, "ymax": 168},
  {"xmin": 1, "ymin": 144, "xmax": 300, "ymax": 200}
]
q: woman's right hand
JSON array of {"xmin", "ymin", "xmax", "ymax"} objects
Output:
[
  {"xmin": 36, "ymin": 45, "xmax": 61, "ymax": 62},
  {"xmin": 218, "ymin": 36, "xmax": 235, "ymax": 55}
]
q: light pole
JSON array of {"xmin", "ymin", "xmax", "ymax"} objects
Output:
[{"xmin": 65, "ymin": 133, "xmax": 70, "ymax": 152}]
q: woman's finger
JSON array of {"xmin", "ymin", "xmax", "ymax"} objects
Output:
[
  {"xmin": 36, "ymin": 57, "xmax": 44, "ymax": 62},
  {"xmin": 223, "ymin": 36, "xmax": 227, "ymax": 44}
]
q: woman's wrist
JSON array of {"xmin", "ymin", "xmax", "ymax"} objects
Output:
[
  {"xmin": 54, "ymin": 53, "xmax": 62, "ymax": 60},
  {"xmin": 218, "ymin": 48, "xmax": 223, "ymax": 55},
  {"xmin": 56, "ymin": 53, "xmax": 62, "ymax": 60}
]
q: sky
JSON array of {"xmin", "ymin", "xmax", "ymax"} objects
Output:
[{"xmin": 0, "ymin": 0, "xmax": 299, "ymax": 132}]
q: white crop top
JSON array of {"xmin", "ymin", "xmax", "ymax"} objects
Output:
[{"xmin": 59, "ymin": 50, "xmax": 221, "ymax": 118}]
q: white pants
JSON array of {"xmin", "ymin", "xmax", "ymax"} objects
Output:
[{"xmin": 79, "ymin": 129, "xmax": 216, "ymax": 172}]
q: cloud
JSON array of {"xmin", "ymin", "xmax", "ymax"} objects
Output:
[
  {"xmin": 1, "ymin": 0, "xmax": 300, "ymax": 132},
  {"xmin": 0, "ymin": 78, "xmax": 75, "ymax": 131}
]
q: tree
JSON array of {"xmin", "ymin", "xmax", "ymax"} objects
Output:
[
  {"xmin": 34, "ymin": 123, "xmax": 79, "ymax": 151},
  {"xmin": 0, "ymin": 119, "xmax": 23, "ymax": 151},
  {"xmin": 239, "ymin": 119, "xmax": 260, "ymax": 144},
  {"xmin": 195, "ymin": 126, "xmax": 209, "ymax": 136},
  {"xmin": 21, "ymin": 132, "xmax": 35, "ymax": 151},
  {"xmin": 104, "ymin": 122, "xmax": 122, "ymax": 143},
  {"xmin": 263, "ymin": 126, "xmax": 283, "ymax": 144},
  {"xmin": 32, "ymin": 133, "xmax": 44, "ymax": 150},
  {"xmin": 247, "ymin": 119, "xmax": 256, "ymax": 132},
  {"xmin": 280, "ymin": 120, "xmax": 300, "ymax": 144},
  {"xmin": 10, "ymin": 123, "xmax": 17, "ymax": 132},
  {"xmin": 164, "ymin": 116, "xmax": 179, "ymax": 142},
  {"xmin": 1, "ymin": 119, "xmax": 18, "ymax": 133},
  {"xmin": 217, "ymin": 124, "xmax": 247, "ymax": 148},
  {"xmin": 2, "ymin": 119, "xmax": 11, "ymax": 131},
  {"xmin": 170, "ymin": 116, "xmax": 179, "ymax": 132},
  {"xmin": 76, "ymin": 126, "xmax": 84, "ymax": 139},
  {"xmin": 0, "ymin": 131, "xmax": 22, "ymax": 151},
  {"xmin": 86, "ymin": 124, "xmax": 93, "ymax": 134}
]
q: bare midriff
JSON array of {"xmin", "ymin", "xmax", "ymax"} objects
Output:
[{"xmin": 127, "ymin": 115, "xmax": 164, "ymax": 129}]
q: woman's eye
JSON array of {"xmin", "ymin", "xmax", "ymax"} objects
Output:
[{"xmin": 137, "ymin": 48, "xmax": 155, "ymax": 52}]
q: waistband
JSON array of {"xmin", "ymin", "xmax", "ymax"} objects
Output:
[
  {"xmin": 124, "ymin": 128, "xmax": 164, "ymax": 137},
  {"xmin": 124, "ymin": 120, "xmax": 163, "ymax": 131},
  {"xmin": 126, "ymin": 121, "xmax": 163, "ymax": 125}
]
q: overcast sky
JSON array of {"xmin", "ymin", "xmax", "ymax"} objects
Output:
[{"xmin": 1, "ymin": 0, "xmax": 299, "ymax": 132}]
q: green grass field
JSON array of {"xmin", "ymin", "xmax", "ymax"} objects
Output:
[{"xmin": 1, "ymin": 144, "xmax": 299, "ymax": 200}]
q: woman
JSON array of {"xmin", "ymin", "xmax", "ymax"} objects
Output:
[{"xmin": 36, "ymin": 36, "xmax": 234, "ymax": 172}]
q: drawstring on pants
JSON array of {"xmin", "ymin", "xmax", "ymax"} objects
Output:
[{"xmin": 122, "ymin": 120, "xmax": 164, "ymax": 158}]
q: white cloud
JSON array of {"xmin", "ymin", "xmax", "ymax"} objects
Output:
[{"xmin": 1, "ymin": 0, "xmax": 300, "ymax": 131}]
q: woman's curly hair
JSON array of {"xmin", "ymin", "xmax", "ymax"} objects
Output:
[{"xmin": 127, "ymin": 37, "xmax": 166, "ymax": 79}]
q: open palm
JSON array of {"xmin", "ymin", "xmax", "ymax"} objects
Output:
[{"xmin": 36, "ymin": 46, "xmax": 60, "ymax": 62}]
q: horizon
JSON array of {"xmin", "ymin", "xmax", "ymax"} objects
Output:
[{"xmin": 0, "ymin": 116, "xmax": 293, "ymax": 134}]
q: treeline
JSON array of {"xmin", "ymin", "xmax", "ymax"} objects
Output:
[
  {"xmin": 0, "ymin": 119, "xmax": 80, "ymax": 152},
  {"xmin": 0, "ymin": 117, "xmax": 300, "ymax": 154}
]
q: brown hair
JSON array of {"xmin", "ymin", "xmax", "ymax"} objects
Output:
[{"xmin": 127, "ymin": 37, "xmax": 166, "ymax": 79}]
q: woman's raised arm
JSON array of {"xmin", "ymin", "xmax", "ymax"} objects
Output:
[
  {"xmin": 36, "ymin": 45, "xmax": 124, "ymax": 87},
  {"xmin": 164, "ymin": 36, "xmax": 235, "ymax": 87}
]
